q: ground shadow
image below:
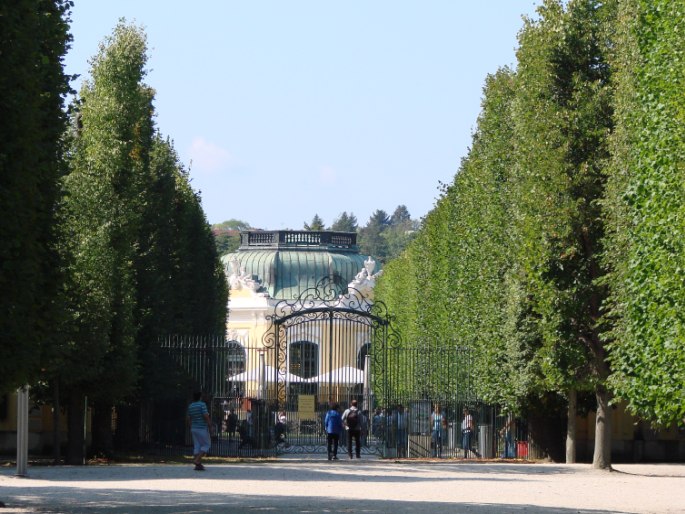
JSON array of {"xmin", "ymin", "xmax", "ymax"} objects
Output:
[
  {"xmin": 0, "ymin": 460, "xmax": 577, "ymax": 484},
  {"xmin": 1, "ymin": 487, "xmax": 631, "ymax": 514}
]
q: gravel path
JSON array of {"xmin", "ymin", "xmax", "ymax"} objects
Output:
[{"xmin": 1, "ymin": 459, "xmax": 684, "ymax": 513}]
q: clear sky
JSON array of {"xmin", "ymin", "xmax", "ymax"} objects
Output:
[{"xmin": 64, "ymin": 1, "xmax": 539, "ymax": 230}]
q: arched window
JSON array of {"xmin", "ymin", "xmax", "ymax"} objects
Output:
[
  {"xmin": 357, "ymin": 343, "xmax": 371, "ymax": 370},
  {"xmin": 226, "ymin": 341, "xmax": 246, "ymax": 376},
  {"xmin": 225, "ymin": 340, "xmax": 246, "ymax": 397},
  {"xmin": 289, "ymin": 341, "xmax": 318, "ymax": 379}
]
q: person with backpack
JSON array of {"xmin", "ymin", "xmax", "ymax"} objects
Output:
[
  {"xmin": 324, "ymin": 402, "xmax": 343, "ymax": 460},
  {"xmin": 342, "ymin": 399, "xmax": 363, "ymax": 459},
  {"xmin": 274, "ymin": 411, "xmax": 287, "ymax": 448}
]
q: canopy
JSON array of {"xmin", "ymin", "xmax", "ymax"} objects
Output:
[
  {"xmin": 227, "ymin": 365, "xmax": 305, "ymax": 383},
  {"xmin": 307, "ymin": 366, "xmax": 364, "ymax": 385}
]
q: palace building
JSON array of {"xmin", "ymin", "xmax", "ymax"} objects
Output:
[{"xmin": 220, "ymin": 230, "xmax": 381, "ymax": 405}]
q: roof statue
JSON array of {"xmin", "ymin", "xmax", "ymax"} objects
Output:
[
  {"xmin": 227, "ymin": 256, "xmax": 262, "ymax": 293},
  {"xmin": 337, "ymin": 256, "xmax": 383, "ymax": 307}
]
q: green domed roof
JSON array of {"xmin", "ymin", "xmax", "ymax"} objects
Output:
[{"xmin": 222, "ymin": 231, "xmax": 377, "ymax": 300}]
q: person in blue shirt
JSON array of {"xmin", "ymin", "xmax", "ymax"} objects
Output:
[
  {"xmin": 394, "ymin": 404, "xmax": 408, "ymax": 458},
  {"xmin": 186, "ymin": 392, "xmax": 213, "ymax": 471},
  {"xmin": 324, "ymin": 403, "xmax": 343, "ymax": 460}
]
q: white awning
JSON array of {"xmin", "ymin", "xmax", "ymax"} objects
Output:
[
  {"xmin": 307, "ymin": 366, "xmax": 364, "ymax": 384},
  {"xmin": 227, "ymin": 365, "xmax": 306, "ymax": 383}
]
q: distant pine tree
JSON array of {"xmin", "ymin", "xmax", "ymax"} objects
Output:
[
  {"xmin": 330, "ymin": 212, "xmax": 358, "ymax": 232},
  {"xmin": 304, "ymin": 214, "xmax": 325, "ymax": 231},
  {"xmin": 359, "ymin": 210, "xmax": 390, "ymax": 262}
]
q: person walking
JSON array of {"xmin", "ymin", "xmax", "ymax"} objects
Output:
[
  {"xmin": 462, "ymin": 407, "xmax": 474, "ymax": 459},
  {"xmin": 372, "ymin": 408, "xmax": 385, "ymax": 441},
  {"xmin": 500, "ymin": 411, "xmax": 516, "ymax": 458},
  {"xmin": 395, "ymin": 405, "xmax": 408, "ymax": 458},
  {"xmin": 342, "ymin": 400, "xmax": 362, "ymax": 459},
  {"xmin": 324, "ymin": 403, "xmax": 343, "ymax": 460},
  {"xmin": 226, "ymin": 408, "xmax": 238, "ymax": 443},
  {"xmin": 361, "ymin": 410, "xmax": 370, "ymax": 447},
  {"xmin": 430, "ymin": 404, "xmax": 445, "ymax": 458},
  {"xmin": 274, "ymin": 411, "xmax": 287, "ymax": 448},
  {"xmin": 187, "ymin": 392, "xmax": 213, "ymax": 471}
]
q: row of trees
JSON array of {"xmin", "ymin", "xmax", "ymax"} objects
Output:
[
  {"xmin": 306, "ymin": 207, "xmax": 420, "ymax": 263},
  {"xmin": 1, "ymin": 4, "xmax": 227, "ymax": 464},
  {"xmin": 375, "ymin": 0, "xmax": 684, "ymax": 469}
]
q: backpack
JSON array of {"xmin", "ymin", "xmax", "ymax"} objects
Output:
[{"xmin": 346, "ymin": 409, "xmax": 359, "ymax": 429}]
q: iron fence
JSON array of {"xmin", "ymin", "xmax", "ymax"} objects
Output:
[{"xmin": 144, "ymin": 337, "xmax": 533, "ymax": 460}]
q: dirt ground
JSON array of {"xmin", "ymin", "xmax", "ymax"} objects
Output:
[{"xmin": 1, "ymin": 458, "xmax": 684, "ymax": 513}]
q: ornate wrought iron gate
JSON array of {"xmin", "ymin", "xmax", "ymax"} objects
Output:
[
  {"xmin": 159, "ymin": 277, "xmax": 398, "ymax": 457},
  {"xmin": 256, "ymin": 276, "xmax": 396, "ymax": 456}
]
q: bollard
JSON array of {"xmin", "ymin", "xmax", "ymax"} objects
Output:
[{"xmin": 16, "ymin": 385, "xmax": 29, "ymax": 477}]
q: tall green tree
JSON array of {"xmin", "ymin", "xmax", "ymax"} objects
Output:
[
  {"xmin": 61, "ymin": 21, "xmax": 153, "ymax": 462},
  {"xmin": 0, "ymin": 0, "xmax": 72, "ymax": 392},
  {"xmin": 112, "ymin": 134, "xmax": 228, "ymax": 449},
  {"xmin": 60, "ymin": 22, "xmax": 229, "ymax": 459},
  {"xmin": 511, "ymin": 0, "xmax": 615, "ymax": 467},
  {"xmin": 603, "ymin": 0, "xmax": 685, "ymax": 427},
  {"xmin": 444, "ymin": 68, "xmax": 533, "ymax": 411}
]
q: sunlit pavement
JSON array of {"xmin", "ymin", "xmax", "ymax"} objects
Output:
[{"xmin": 1, "ymin": 459, "xmax": 684, "ymax": 513}]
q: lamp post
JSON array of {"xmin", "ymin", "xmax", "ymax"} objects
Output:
[{"xmin": 257, "ymin": 350, "xmax": 266, "ymax": 400}]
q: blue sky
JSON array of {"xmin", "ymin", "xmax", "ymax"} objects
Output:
[{"xmin": 64, "ymin": 1, "xmax": 539, "ymax": 230}]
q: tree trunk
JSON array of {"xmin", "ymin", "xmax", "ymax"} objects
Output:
[
  {"xmin": 526, "ymin": 393, "xmax": 566, "ymax": 462},
  {"xmin": 65, "ymin": 392, "xmax": 86, "ymax": 465},
  {"xmin": 566, "ymin": 388, "xmax": 577, "ymax": 463},
  {"xmin": 91, "ymin": 403, "xmax": 114, "ymax": 459},
  {"xmin": 592, "ymin": 385, "xmax": 612, "ymax": 469}
]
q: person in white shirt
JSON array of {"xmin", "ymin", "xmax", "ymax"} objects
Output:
[
  {"xmin": 461, "ymin": 407, "xmax": 474, "ymax": 458},
  {"xmin": 430, "ymin": 404, "xmax": 445, "ymax": 458}
]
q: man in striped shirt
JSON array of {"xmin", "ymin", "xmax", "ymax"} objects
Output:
[{"xmin": 187, "ymin": 392, "xmax": 213, "ymax": 471}]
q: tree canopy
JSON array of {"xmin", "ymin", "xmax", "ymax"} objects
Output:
[
  {"xmin": 603, "ymin": 0, "xmax": 685, "ymax": 426},
  {"xmin": 331, "ymin": 211, "xmax": 359, "ymax": 232}
]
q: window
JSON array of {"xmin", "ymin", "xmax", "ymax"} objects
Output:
[
  {"xmin": 289, "ymin": 341, "xmax": 318, "ymax": 379},
  {"xmin": 225, "ymin": 340, "xmax": 246, "ymax": 397},
  {"xmin": 357, "ymin": 343, "xmax": 371, "ymax": 370},
  {"xmin": 226, "ymin": 341, "xmax": 246, "ymax": 376}
]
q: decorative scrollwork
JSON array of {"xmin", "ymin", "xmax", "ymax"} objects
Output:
[
  {"xmin": 265, "ymin": 271, "xmax": 382, "ymax": 321},
  {"xmin": 275, "ymin": 442, "xmax": 383, "ymax": 456}
]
